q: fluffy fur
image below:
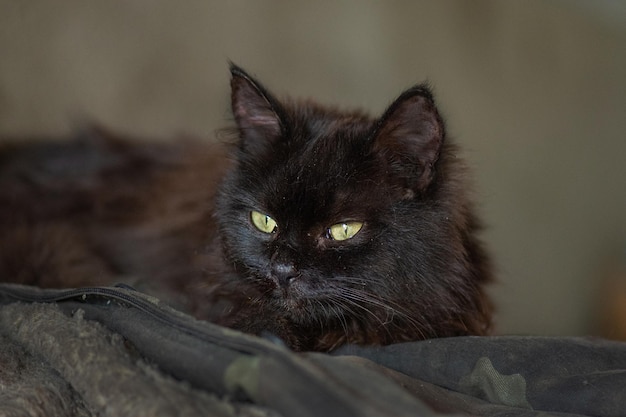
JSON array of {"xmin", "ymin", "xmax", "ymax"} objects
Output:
[{"xmin": 0, "ymin": 65, "xmax": 492, "ymax": 351}]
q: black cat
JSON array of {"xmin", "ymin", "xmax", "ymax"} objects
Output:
[{"xmin": 0, "ymin": 65, "xmax": 493, "ymax": 351}]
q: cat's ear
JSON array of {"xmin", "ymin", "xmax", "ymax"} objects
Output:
[
  {"xmin": 371, "ymin": 85, "xmax": 444, "ymax": 195},
  {"xmin": 230, "ymin": 64, "xmax": 285, "ymax": 153}
]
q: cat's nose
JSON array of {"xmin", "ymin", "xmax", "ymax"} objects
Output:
[{"xmin": 271, "ymin": 261, "xmax": 298, "ymax": 288}]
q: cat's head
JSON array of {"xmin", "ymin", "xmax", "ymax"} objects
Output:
[{"xmin": 215, "ymin": 65, "xmax": 491, "ymax": 342}]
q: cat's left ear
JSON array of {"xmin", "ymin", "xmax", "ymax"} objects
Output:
[
  {"xmin": 230, "ymin": 64, "xmax": 286, "ymax": 153},
  {"xmin": 371, "ymin": 85, "xmax": 444, "ymax": 195}
]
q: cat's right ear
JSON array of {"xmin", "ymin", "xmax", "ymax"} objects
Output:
[{"xmin": 230, "ymin": 64, "xmax": 286, "ymax": 153}]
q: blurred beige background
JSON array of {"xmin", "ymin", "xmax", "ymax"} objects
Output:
[{"xmin": 1, "ymin": 0, "xmax": 625, "ymax": 338}]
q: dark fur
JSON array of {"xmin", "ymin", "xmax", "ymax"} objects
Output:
[{"xmin": 0, "ymin": 65, "xmax": 492, "ymax": 351}]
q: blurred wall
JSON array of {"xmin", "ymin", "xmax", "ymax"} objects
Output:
[{"xmin": 1, "ymin": 0, "xmax": 625, "ymax": 337}]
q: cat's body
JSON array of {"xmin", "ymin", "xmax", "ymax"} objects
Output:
[{"xmin": 0, "ymin": 66, "xmax": 492, "ymax": 351}]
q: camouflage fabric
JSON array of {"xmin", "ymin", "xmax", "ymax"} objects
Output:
[{"xmin": 1, "ymin": 284, "xmax": 624, "ymax": 417}]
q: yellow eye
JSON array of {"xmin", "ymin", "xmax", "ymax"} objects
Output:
[
  {"xmin": 328, "ymin": 221, "xmax": 363, "ymax": 241},
  {"xmin": 250, "ymin": 210, "xmax": 278, "ymax": 234}
]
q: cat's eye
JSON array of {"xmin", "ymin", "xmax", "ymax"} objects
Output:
[
  {"xmin": 250, "ymin": 210, "xmax": 278, "ymax": 234},
  {"xmin": 328, "ymin": 221, "xmax": 363, "ymax": 241}
]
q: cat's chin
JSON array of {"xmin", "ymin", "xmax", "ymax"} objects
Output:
[{"xmin": 276, "ymin": 297, "xmax": 304, "ymax": 312}]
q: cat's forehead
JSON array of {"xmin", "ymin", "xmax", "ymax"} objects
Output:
[
  {"xmin": 288, "ymin": 119, "xmax": 372, "ymax": 182},
  {"xmin": 290, "ymin": 106, "xmax": 373, "ymax": 161},
  {"xmin": 235, "ymin": 103, "xmax": 388, "ymax": 221},
  {"xmin": 265, "ymin": 129, "xmax": 381, "ymax": 219}
]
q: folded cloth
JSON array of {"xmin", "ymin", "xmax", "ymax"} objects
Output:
[{"xmin": 1, "ymin": 283, "xmax": 624, "ymax": 417}]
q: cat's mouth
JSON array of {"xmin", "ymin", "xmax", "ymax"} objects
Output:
[
  {"xmin": 270, "ymin": 278, "xmax": 301, "ymax": 299},
  {"xmin": 263, "ymin": 274, "xmax": 311, "ymax": 309}
]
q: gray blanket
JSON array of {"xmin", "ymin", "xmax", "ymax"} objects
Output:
[{"xmin": 1, "ymin": 284, "xmax": 624, "ymax": 417}]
